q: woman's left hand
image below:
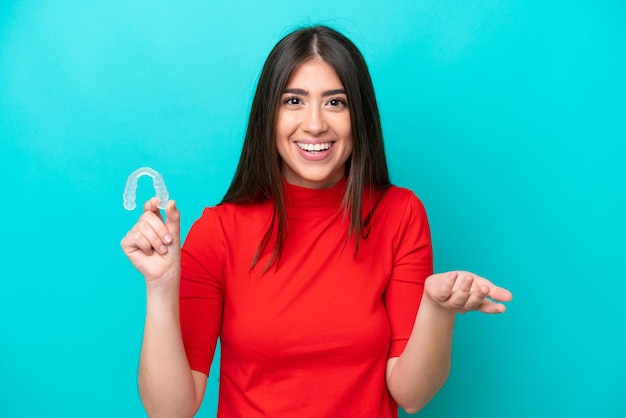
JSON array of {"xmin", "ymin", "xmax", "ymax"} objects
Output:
[{"xmin": 424, "ymin": 271, "xmax": 513, "ymax": 314}]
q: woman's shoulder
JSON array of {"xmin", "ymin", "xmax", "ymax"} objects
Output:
[
  {"xmin": 385, "ymin": 184, "xmax": 421, "ymax": 200},
  {"xmin": 368, "ymin": 184, "xmax": 426, "ymax": 211},
  {"xmin": 362, "ymin": 184, "xmax": 429, "ymax": 229},
  {"xmin": 194, "ymin": 199, "xmax": 273, "ymax": 229},
  {"xmin": 184, "ymin": 200, "xmax": 273, "ymax": 246},
  {"xmin": 202, "ymin": 198, "xmax": 272, "ymax": 214}
]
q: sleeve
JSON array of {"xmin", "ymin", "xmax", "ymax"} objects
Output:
[
  {"xmin": 179, "ymin": 207, "xmax": 225, "ymax": 375},
  {"xmin": 385, "ymin": 191, "xmax": 433, "ymax": 358}
]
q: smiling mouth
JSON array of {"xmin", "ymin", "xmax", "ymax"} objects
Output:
[{"xmin": 296, "ymin": 142, "xmax": 333, "ymax": 152}]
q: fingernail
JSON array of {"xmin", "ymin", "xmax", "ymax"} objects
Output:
[
  {"xmin": 159, "ymin": 245, "xmax": 167, "ymax": 254},
  {"xmin": 164, "ymin": 234, "xmax": 172, "ymax": 244}
]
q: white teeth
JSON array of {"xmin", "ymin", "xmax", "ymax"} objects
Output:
[{"xmin": 297, "ymin": 142, "xmax": 332, "ymax": 152}]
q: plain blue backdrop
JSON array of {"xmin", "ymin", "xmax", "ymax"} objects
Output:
[{"xmin": 1, "ymin": 1, "xmax": 624, "ymax": 417}]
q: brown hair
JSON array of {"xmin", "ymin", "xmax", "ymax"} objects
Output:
[{"xmin": 221, "ymin": 25, "xmax": 390, "ymax": 270}]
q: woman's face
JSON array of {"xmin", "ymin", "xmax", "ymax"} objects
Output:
[{"xmin": 275, "ymin": 59, "xmax": 353, "ymax": 189}]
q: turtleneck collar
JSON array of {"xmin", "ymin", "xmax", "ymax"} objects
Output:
[{"xmin": 283, "ymin": 176, "xmax": 347, "ymax": 219}]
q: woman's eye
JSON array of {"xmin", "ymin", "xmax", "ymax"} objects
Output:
[
  {"xmin": 284, "ymin": 97, "xmax": 301, "ymax": 105},
  {"xmin": 328, "ymin": 98, "xmax": 347, "ymax": 107}
]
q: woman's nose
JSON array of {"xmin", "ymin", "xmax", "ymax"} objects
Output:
[{"xmin": 302, "ymin": 106, "xmax": 328, "ymax": 136}]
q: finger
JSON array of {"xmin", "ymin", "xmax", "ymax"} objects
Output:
[
  {"xmin": 137, "ymin": 211, "xmax": 172, "ymax": 254},
  {"xmin": 430, "ymin": 272, "xmax": 458, "ymax": 302},
  {"xmin": 447, "ymin": 274, "xmax": 475, "ymax": 309},
  {"xmin": 488, "ymin": 285, "xmax": 513, "ymax": 302},
  {"xmin": 470, "ymin": 276, "xmax": 513, "ymax": 303},
  {"xmin": 122, "ymin": 220, "xmax": 164, "ymax": 256},
  {"xmin": 144, "ymin": 198, "xmax": 164, "ymax": 221},
  {"xmin": 459, "ymin": 284, "xmax": 490, "ymax": 313},
  {"xmin": 164, "ymin": 200, "xmax": 180, "ymax": 244},
  {"xmin": 122, "ymin": 229, "xmax": 156, "ymax": 256},
  {"xmin": 477, "ymin": 299, "xmax": 507, "ymax": 314},
  {"xmin": 455, "ymin": 278, "xmax": 509, "ymax": 314}
]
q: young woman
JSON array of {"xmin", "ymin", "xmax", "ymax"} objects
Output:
[{"xmin": 121, "ymin": 25, "xmax": 512, "ymax": 417}]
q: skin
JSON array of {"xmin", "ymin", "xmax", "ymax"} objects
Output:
[
  {"xmin": 121, "ymin": 59, "xmax": 513, "ymax": 416},
  {"xmin": 276, "ymin": 58, "xmax": 353, "ymax": 189},
  {"xmin": 121, "ymin": 199, "xmax": 206, "ymax": 417},
  {"xmin": 386, "ymin": 272, "xmax": 512, "ymax": 413}
]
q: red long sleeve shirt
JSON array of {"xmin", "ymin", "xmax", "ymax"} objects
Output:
[{"xmin": 180, "ymin": 178, "xmax": 433, "ymax": 417}]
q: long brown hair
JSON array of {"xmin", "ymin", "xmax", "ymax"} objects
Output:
[{"xmin": 221, "ymin": 25, "xmax": 390, "ymax": 270}]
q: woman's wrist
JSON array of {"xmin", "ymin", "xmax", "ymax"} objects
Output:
[
  {"xmin": 419, "ymin": 291, "xmax": 457, "ymax": 324},
  {"xmin": 145, "ymin": 268, "xmax": 181, "ymax": 300}
]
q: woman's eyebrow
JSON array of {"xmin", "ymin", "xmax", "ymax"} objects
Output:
[
  {"xmin": 282, "ymin": 88, "xmax": 347, "ymax": 97},
  {"xmin": 322, "ymin": 89, "xmax": 347, "ymax": 97},
  {"xmin": 283, "ymin": 88, "xmax": 308, "ymax": 96}
]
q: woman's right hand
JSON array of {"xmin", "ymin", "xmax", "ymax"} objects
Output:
[{"xmin": 121, "ymin": 198, "xmax": 181, "ymax": 284}]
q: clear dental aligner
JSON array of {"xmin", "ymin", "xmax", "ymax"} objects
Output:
[{"xmin": 123, "ymin": 167, "xmax": 169, "ymax": 210}]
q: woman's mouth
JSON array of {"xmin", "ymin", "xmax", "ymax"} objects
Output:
[{"xmin": 296, "ymin": 142, "xmax": 333, "ymax": 153}]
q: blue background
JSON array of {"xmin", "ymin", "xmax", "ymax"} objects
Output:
[{"xmin": 1, "ymin": 1, "xmax": 624, "ymax": 417}]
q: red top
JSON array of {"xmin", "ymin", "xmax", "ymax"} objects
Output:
[{"xmin": 180, "ymin": 178, "xmax": 433, "ymax": 417}]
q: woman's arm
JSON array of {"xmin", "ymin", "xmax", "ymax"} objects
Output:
[
  {"xmin": 121, "ymin": 199, "xmax": 207, "ymax": 417},
  {"xmin": 386, "ymin": 271, "xmax": 513, "ymax": 414},
  {"xmin": 138, "ymin": 270, "xmax": 207, "ymax": 417}
]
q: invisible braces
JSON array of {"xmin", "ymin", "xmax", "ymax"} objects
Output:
[{"xmin": 123, "ymin": 167, "xmax": 169, "ymax": 210}]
